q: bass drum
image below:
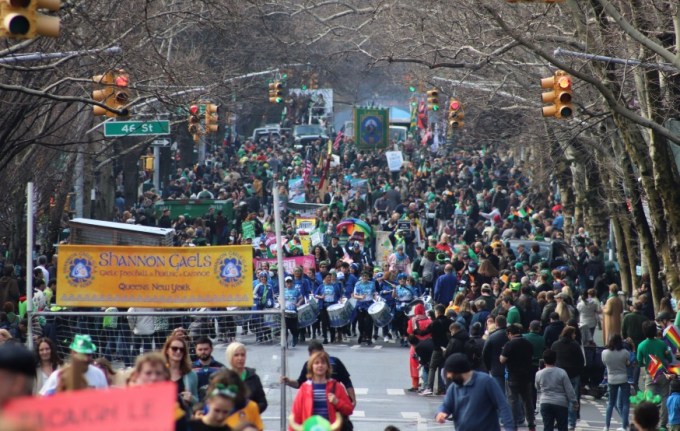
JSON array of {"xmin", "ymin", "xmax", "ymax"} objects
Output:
[{"xmin": 297, "ymin": 303, "xmax": 317, "ymax": 328}]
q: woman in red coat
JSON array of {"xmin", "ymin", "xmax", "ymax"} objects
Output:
[
  {"xmin": 406, "ymin": 303, "xmax": 432, "ymax": 391},
  {"xmin": 289, "ymin": 351, "xmax": 354, "ymax": 430}
]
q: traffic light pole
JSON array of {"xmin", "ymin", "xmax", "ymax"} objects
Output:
[
  {"xmin": 153, "ymin": 146, "xmax": 160, "ymax": 191},
  {"xmin": 198, "ymin": 134, "xmax": 206, "ymax": 165}
]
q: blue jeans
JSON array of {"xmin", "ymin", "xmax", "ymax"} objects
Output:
[
  {"xmin": 606, "ymin": 383, "xmax": 630, "ymax": 429},
  {"xmin": 540, "ymin": 403, "xmax": 569, "ymax": 431},
  {"xmin": 568, "ymin": 375, "xmax": 580, "ymax": 428}
]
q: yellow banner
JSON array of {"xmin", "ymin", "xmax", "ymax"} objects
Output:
[{"xmin": 57, "ymin": 245, "xmax": 253, "ymax": 308}]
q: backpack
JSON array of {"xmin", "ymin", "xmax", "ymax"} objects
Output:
[{"xmin": 464, "ymin": 337, "xmax": 483, "ymax": 369}]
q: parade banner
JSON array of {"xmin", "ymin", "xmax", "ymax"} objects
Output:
[
  {"xmin": 288, "ymin": 178, "xmax": 306, "ymax": 203},
  {"xmin": 241, "ymin": 220, "xmax": 256, "ymax": 239},
  {"xmin": 354, "ymin": 107, "xmax": 389, "ymax": 150},
  {"xmin": 375, "ymin": 230, "xmax": 393, "ymax": 265},
  {"xmin": 3, "ymin": 382, "xmax": 176, "ymax": 431},
  {"xmin": 299, "ymin": 235, "xmax": 312, "ymax": 255},
  {"xmin": 57, "ymin": 245, "xmax": 253, "ymax": 308},
  {"xmin": 385, "ymin": 150, "xmax": 404, "ymax": 171},
  {"xmin": 254, "ymin": 255, "xmax": 316, "ymax": 275}
]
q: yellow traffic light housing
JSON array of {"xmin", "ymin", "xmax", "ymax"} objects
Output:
[
  {"xmin": 309, "ymin": 73, "xmax": 319, "ymax": 90},
  {"xmin": 0, "ymin": 0, "xmax": 60, "ymax": 39},
  {"xmin": 448, "ymin": 99, "xmax": 465, "ymax": 129},
  {"xmin": 205, "ymin": 103, "xmax": 218, "ymax": 134},
  {"xmin": 541, "ymin": 70, "xmax": 573, "ymax": 119},
  {"xmin": 92, "ymin": 72, "xmax": 114, "ymax": 117},
  {"xmin": 268, "ymin": 81, "xmax": 283, "ymax": 103},
  {"xmin": 141, "ymin": 155, "xmax": 154, "ymax": 172},
  {"xmin": 426, "ymin": 89, "xmax": 439, "ymax": 111}
]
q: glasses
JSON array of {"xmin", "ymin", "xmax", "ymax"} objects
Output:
[{"xmin": 170, "ymin": 346, "xmax": 185, "ymax": 353}]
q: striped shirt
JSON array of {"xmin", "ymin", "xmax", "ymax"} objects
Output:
[{"xmin": 312, "ymin": 383, "xmax": 329, "ymax": 419}]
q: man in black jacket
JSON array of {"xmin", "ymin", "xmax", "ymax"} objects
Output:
[
  {"xmin": 500, "ymin": 324, "xmax": 536, "ymax": 430},
  {"xmin": 444, "ymin": 322, "xmax": 470, "ymax": 359},
  {"xmin": 415, "ymin": 304, "xmax": 453, "ymax": 396},
  {"xmin": 551, "ymin": 326, "xmax": 585, "ymax": 430},
  {"xmin": 543, "ymin": 312, "xmax": 565, "ymax": 348},
  {"xmin": 326, "ymin": 234, "xmax": 345, "ymax": 268},
  {"xmin": 482, "ymin": 314, "xmax": 508, "ymax": 392}
]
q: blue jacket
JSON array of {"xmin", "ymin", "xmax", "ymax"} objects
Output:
[
  {"xmin": 253, "ymin": 282, "xmax": 274, "ymax": 309},
  {"xmin": 436, "ymin": 371, "xmax": 515, "ymax": 431},
  {"xmin": 668, "ymin": 393, "xmax": 680, "ymax": 425},
  {"xmin": 434, "ymin": 272, "xmax": 458, "ymax": 305}
]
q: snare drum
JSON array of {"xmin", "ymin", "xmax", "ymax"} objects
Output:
[
  {"xmin": 308, "ymin": 296, "xmax": 319, "ymax": 315},
  {"xmin": 297, "ymin": 303, "xmax": 317, "ymax": 328},
  {"xmin": 327, "ymin": 303, "xmax": 351, "ymax": 328},
  {"xmin": 369, "ymin": 301, "xmax": 393, "ymax": 327}
]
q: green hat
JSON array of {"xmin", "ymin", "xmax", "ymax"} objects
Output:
[
  {"xmin": 411, "ymin": 272, "xmax": 419, "ymax": 280},
  {"xmin": 69, "ymin": 334, "xmax": 97, "ymax": 354},
  {"xmin": 509, "ymin": 282, "xmax": 521, "ymax": 291},
  {"xmin": 514, "ymin": 262, "xmax": 524, "ymax": 270},
  {"xmin": 436, "ymin": 253, "xmax": 448, "ymax": 263},
  {"xmin": 270, "ymin": 264, "xmax": 278, "ymax": 270},
  {"xmin": 426, "ymin": 247, "xmax": 436, "ymax": 253}
]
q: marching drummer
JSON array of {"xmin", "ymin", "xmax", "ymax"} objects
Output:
[
  {"xmin": 377, "ymin": 272, "xmax": 397, "ymax": 343},
  {"xmin": 395, "ymin": 273, "xmax": 417, "ymax": 347},
  {"xmin": 283, "ymin": 275, "xmax": 305, "ymax": 347},
  {"xmin": 253, "ymin": 271, "xmax": 274, "ymax": 343},
  {"xmin": 314, "ymin": 272, "xmax": 342, "ymax": 344},
  {"xmin": 353, "ymin": 270, "xmax": 377, "ymax": 346},
  {"xmin": 291, "ymin": 266, "xmax": 314, "ymax": 343}
]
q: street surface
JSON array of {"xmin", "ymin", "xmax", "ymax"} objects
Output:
[{"xmin": 213, "ymin": 327, "xmax": 623, "ymax": 431}]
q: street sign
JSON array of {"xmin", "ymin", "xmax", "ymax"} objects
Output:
[
  {"xmin": 104, "ymin": 120, "xmax": 170, "ymax": 137},
  {"xmin": 151, "ymin": 138, "xmax": 170, "ymax": 147}
]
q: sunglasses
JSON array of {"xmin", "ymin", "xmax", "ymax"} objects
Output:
[{"xmin": 170, "ymin": 346, "xmax": 185, "ymax": 353}]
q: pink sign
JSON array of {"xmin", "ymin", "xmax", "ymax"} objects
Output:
[{"xmin": 254, "ymin": 255, "xmax": 316, "ymax": 275}]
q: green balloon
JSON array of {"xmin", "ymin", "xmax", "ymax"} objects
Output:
[
  {"xmin": 629, "ymin": 395, "xmax": 637, "ymax": 404},
  {"xmin": 645, "ymin": 390, "xmax": 654, "ymax": 401},
  {"xmin": 652, "ymin": 394, "xmax": 662, "ymax": 404},
  {"xmin": 303, "ymin": 415, "xmax": 331, "ymax": 431},
  {"xmin": 635, "ymin": 391, "xmax": 645, "ymax": 402}
]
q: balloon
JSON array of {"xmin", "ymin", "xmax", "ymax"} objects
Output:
[
  {"xmin": 629, "ymin": 395, "xmax": 637, "ymax": 403},
  {"xmin": 652, "ymin": 394, "xmax": 662, "ymax": 404},
  {"xmin": 635, "ymin": 390, "xmax": 645, "ymax": 402},
  {"xmin": 303, "ymin": 415, "xmax": 331, "ymax": 431},
  {"xmin": 645, "ymin": 390, "xmax": 654, "ymax": 401}
]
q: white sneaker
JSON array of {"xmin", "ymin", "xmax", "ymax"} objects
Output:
[{"xmin": 384, "ymin": 336, "xmax": 389, "ymax": 342}]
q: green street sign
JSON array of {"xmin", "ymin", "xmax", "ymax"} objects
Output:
[{"xmin": 104, "ymin": 120, "xmax": 170, "ymax": 137}]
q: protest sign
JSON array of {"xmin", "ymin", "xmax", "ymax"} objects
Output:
[{"xmin": 385, "ymin": 151, "xmax": 404, "ymax": 171}]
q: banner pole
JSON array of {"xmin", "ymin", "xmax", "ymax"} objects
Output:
[{"xmin": 273, "ymin": 182, "xmax": 287, "ymax": 430}]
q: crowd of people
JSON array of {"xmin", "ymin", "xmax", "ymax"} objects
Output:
[{"xmin": 2, "ymin": 124, "xmax": 680, "ymax": 431}]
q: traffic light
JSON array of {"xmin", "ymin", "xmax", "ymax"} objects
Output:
[
  {"xmin": 541, "ymin": 70, "xmax": 573, "ymax": 119},
  {"xmin": 111, "ymin": 69, "xmax": 130, "ymax": 117},
  {"xmin": 426, "ymin": 89, "xmax": 439, "ymax": 111},
  {"xmin": 205, "ymin": 103, "xmax": 218, "ymax": 134},
  {"xmin": 309, "ymin": 73, "xmax": 318, "ymax": 90},
  {"xmin": 448, "ymin": 99, "xmax": 464, "ymax": 129},
  {"xmin": 268, "ymin": 81, "xmax": 283, "ymax": 103},
  {"xmin": 92, "ymin": 72, "xmax": 114, "ymax": 116},
  {"xmin": 188, "ymin": 104, "xmax": 201, "ymax": 142},
  {"xmin": 0, "ymin": 0, "xmax": 60, "ymax": 39}
]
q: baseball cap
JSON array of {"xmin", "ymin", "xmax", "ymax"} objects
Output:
[
  {"xmin": 657, "ymin": 311, "xmax": 674, "ymax": 321},
  {"xmin": 284, "ymin": 276, "xmax": 293, "ymax": 282},
  {"xmin": 444, "ymin": 353, "xmax": 471, "ymax": 374}
]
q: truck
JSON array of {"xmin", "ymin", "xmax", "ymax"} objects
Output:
[{"xmin": 68, "ymin": 218, "xmax": 175, "ymax": 246}]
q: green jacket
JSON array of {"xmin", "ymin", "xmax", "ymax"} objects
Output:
[{"xmin": 622, "ymin": 311, "xmax": 648, "ymax": 348}]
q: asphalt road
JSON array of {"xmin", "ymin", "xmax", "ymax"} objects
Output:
[{"xmin": 213, "ymin": 326, "xmax": 624, "ymax": 431}]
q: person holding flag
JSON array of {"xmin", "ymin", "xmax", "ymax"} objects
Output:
[{"xmin": 637, "ymin": 320, "xmax": 674, "ymax": 430}]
